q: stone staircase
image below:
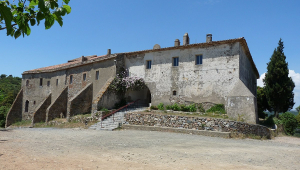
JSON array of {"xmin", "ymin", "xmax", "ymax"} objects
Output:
[{"xmin": 89, "ymin": 107, "xmax": 148, "ymax": 131}]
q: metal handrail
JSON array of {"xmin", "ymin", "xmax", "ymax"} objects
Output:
[{"xmin": 101, "ymin": 99, "xmax": 140, "ymax": 121}]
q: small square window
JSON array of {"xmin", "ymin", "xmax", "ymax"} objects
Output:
[
  {"xmin": 69, "ymin": 75, "xmax": 73, "ymax": 84},
  {"xmin": 83, "ymin": 73, "xmax": 86, "ymax": 81},
  {"xmin": 47, "ymin": 81, "xmax": 50, "ymax": 87},
  {"xmin": 173, "ymin": 91, "xmax": 177, "ymax": 95},
  {"xmin": 195, "ymin": 55, "xmax": 203, "ymax": 65},
  {"xmin": 146, "ymin": 60, "xmax": 152, "ymax": 69},
  {"xmin": 173, "ymin": 57, "xmax": 179, "ymax": 66},
  {"xmin": 95, "ymin": 71, "xmax": 99, "ymax": 80}
]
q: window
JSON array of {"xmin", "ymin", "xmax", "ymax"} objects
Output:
[
  {"xmin": 69, "ymin": 75, "xmax": 73, "ymax": 84},
  {"xmin": 47, "ymin": 81, "xmax": 50, "ymax": 87},
  {"xmin": 26, "ymin": 80, "xmax": 29, "ymax": 86},
  {"xmin": 95, "ymin": 71, "xmax": 99, "ymax": 80},
  {"xmin": 146, "ymin": 60, "xmax": 152, "ymax": 69},
  {"xmin": 40, "ymin": 78, "xmax": 43, "ymax": 86},
  {"xmin": 173, "ymin": 57, "xmax": 179, "ymax": 66},
  {"xmin": 33, "ymin": 101, "xmax": 36, "ymax": 105},
  {"xmin": 56, "ymin": 79, "xmax": 58, "ymax": 86},
  {"xmin": 173, "ymin": 91, "xmax": 177, "ymax": 95},
  {"xmin": 195, "ymin": 55, "xmax": 203, "ymax": 65},
  {"xmin": 83, "ymin": 73, "xmax": 86, "ymax": 81},
  {"xmin": 25, "ymin": 100, "xmax": 29, "ymax": 112}
]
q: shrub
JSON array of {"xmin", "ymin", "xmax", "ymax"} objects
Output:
[
  {"xmin": 150, "ymin": 105, "xmax": 158, "ymax": 110},
  {"xmin": 188, "ymin": 104, "xmax": 197, "ymax": 112},
  {"xmin": 198, "ymin": 104, "xmax": 205, "ymax": 112},
  {"xmin": 165, "ymin": 105, "xmax": 172, "ymax": 110},
  {"xmin": 277, "ymin": 112, "xmax": 298, "ymax": 135},
  {"xmin": 180, "ymin": 104, "xmax": 189, "ymax": 112},
  {"xmin": 171, "ymin": 103, "xmax": 180, "ymax": 111},
  {"xmin": 295, "ymin": 113, "xmax": 300, "ymax": 125},
  {"xmin": 262, "ymin": 115, "xmax": 275, "ymax": 128},
  {"xmin": 206, "ymin": 104, "xmax": 226, "ymax": 114},
  {"xmin": 157, "ymin": 103, "xmax": 164, "ymax": 110}
]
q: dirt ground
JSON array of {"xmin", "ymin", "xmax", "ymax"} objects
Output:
[{"xmin": 0, "ymin": 128, "xmax": 300, "ymax": 170}]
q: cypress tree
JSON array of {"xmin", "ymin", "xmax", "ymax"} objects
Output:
[{"xmin": 263, "ymin": 39, "xmax": 295, "ymax": 117}]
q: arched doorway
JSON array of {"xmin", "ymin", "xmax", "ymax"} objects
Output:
[{"xmin": 125, "ymin": 86, "xmax": 151, "ymax": 107}]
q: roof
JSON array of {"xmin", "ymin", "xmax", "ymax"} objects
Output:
[
  {"xmin": 23, "ymin": 54, "xmax": 116, "ymax": 74},
  {"xmin": 23, "ymin": 37, "xmax": 259, "ymax": 78},
  {"xmin": 122, "ymin": 37, "xmax": 259, "ymax": 78}
]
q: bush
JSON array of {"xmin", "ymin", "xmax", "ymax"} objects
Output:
[
  {"xmin": 206, "ymin": 104, "xmax": 226, "ymax": 114},
  {"xmin": 188, "ymin": 104, "xmax": 197, "ymax": 112},
  {"xmin": 180, "ymin": 104, "xmax": 189, "ymax": 112},
  {"xmin": 262, "ymin": 115, "xmax": 275, "ymax": 128},
  {"xmin": 295, "ymin": 113, "xmax": 300, "ymax": 125},
  {"xmin": 198, "ymin": 104, "xmax": 205, "ymax": 112},
  {"xmin": 277, "ymin": 112, "xmax": 298, "ymax": 135},
  {"xmin": 171, "ymin": 103, "xmax": 180, "ymax": 111},
  {"xmin": 150, "ymin": 105, "xmax": 158, "ymax": 110},
  {"xmin": 157, "ymin": 103, "xmax": 164, "ymax": 110},
  {"xmin": 165, "ymin": 105, "xmax": 172, "ymax": 110}
]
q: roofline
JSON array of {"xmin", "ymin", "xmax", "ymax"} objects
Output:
[
  {"xmin": 121, "ymin": 37, "xmax": 259, "ymax": 78},
  {"xmin": 22, "ymin": 54, "xmax": 117, "ymax": 75},
  {"xmin": 22, "ymin": 37, "xmax": 259, "ymax": 78}
]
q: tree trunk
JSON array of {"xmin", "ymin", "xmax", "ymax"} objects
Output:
[{"xmin": 274, "ymin": 111, "xmax": 279, "ymax": 118}]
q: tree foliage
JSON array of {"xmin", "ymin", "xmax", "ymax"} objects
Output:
[
  {"xmin": 263, "ymin": 39, "xmax": 295, "ymax": 118},
  {"xmin": 0, "ymin": 74, "xmax": 21, "ymax": 127},
  {"xmin": 0, "ymin": 0, "xmax": 71, "ymax": 38},
  {"xmin": 257, "ymin": 86, "xmax": 270, "ymax": 119}
]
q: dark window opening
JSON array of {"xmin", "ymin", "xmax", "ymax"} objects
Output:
[
  {"xmin": 70, "ymin": 75, "xmax": 73, "ymax": 84},
  {"xmin": 146, "ymin": 60, "xmax": 152, "ymax": 69},
  {"xmin": 56, "ymin": 79, "xmax": 58, "ymax": 86},
  {"xmin": 83, "ymin": 73, "xmax": 86, "ymax": 81},
  {"xmin": 95, "ymin": 71, "xmax": 99, "ymax": 80},
  {"xmin": 26, "ymin": 80, "xmax": 29, "ymax": 86},
  {"xmin": 47, "ymin": 81, "xmax": 50, "ymax": 87},
  {"xmin": 173, "ymin": 91, "xmax": 177, "ymax": 95},
  {"xmin": 173, "ymin": 57, "xmax": 179, "ymax": 66},
  {"xmin": 196, "ymin": 55, "xmax": 203, "ymax": 65},
  {"xmin": 40, "ymin": 78, "xmax": 43, "ymax": 86},
  {"xmin": 25, "ymin": 100, "xmax": 29, "ymax": 112},
  {"xmin": 33, "ymin": 101, "xmax": 36, "ymax": 105}
]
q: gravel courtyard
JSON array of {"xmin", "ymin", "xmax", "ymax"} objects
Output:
[{"xmin": 0, "ymin": 128, "xmax": 300, "ymax": 170}]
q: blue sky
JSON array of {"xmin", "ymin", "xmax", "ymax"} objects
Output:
[{"xmin": 1, "ymin": 0, "xmax": 300, "ymax": 108}]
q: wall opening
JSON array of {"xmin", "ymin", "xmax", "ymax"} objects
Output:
[
  {"xmin": 47, "ymin": 81, "xmax": 50, "ymax": 87},
  {"xmin": 83, "ymin": 73, "xmax": 86, "ymax": 81},
  {"xmin": 173, "ymin": 91, "xmax": 177, "ymax": 95},
  {"xmin": 40, "ymin": 78, "xmax": 43, "ymax": 86},
  {"xmin": 95, "ymin": 71, "xmax": 99, "ymax": 80},
  {"xmin": 125, "ymin": 86, "xmax": 151, "ymax": 107},
  {"xmin": 25, "ymin": 100, "xmax": 29, "ymax": 112},
  {"xmin": 69, "ymin": 75, "xmax": 73, "ymax": 84},
  {"xmin": 26, "ymin": 80, "xmax": 29, "ymax": 86}
]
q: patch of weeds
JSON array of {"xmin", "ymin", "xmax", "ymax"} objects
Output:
[
  {"xmin": 198, "ymin": 104, "xmax": 205, "ymax": 112},
  {"xmin": 150, "ymin": 105, "xmax": 158, "ymax": 110},
  {"xmin": 157, "ymin": 103, "xmax": 164, "ymax": 110},
  {"xmin": 171, "ymin": 103, "xmax": 180, "ymax": 111},
  {"xmin": 166, "ymin": 105, "xmax": 172, "ymax": 110},
  {"xmin": 206, "ymin": 104, "xmax": 226, "ymax": 114},
  {"xmin": 11, "ymin": 120, "xmax": 32, "ymax": 127}
]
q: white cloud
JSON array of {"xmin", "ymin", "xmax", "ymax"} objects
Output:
[{"xmin": 256, "ymin": 70, "xmax": 300, "ymax": 109}]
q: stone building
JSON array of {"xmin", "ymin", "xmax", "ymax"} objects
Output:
[{"xmin": 6, "ymin": 33, "xmax": 259, "ymax": 127}]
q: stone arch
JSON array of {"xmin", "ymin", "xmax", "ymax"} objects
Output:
[{"xmin": 125, "ymin": 85, "xmax": 152, "ymax": 107}]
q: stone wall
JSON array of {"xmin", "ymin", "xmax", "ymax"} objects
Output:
[
  {"xmin": 67, "ymin": 83, "xmax": 93, "ymax": 119},
  {"xmin": 124, "ymin": 113, "xmax": 271, "ymax": 138},
  {"xmin": 5, "ymin": 89, "xmax": 23, "ymax": 128},
  {"xmin": 46, "ymin": 87, "xmax": 68, "ymax": 122},
  {"xmin": 32, "ymin": 94, "xmax": 52, "ymax": 124}
]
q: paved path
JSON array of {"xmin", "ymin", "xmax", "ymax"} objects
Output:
[{"xmin": 0, "ymin": 128, "xmax": 299, "ymax": 170}]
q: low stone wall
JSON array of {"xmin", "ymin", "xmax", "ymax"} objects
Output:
[
  {"xmin": 124, "ymin": 113, "xmax": 271, "ymax": 138},
  {"xmin": 5, "ymin": 89, "xmax": 23, "ymax": 128}
]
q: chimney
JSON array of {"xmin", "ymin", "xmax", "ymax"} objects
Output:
[
  {"xmin": 81, "ymin": 56, "xmax": 85, "ymax": 62},
  {"xmin": 174, "ymin": 39, "xmax": 180, "ymax": 47},
  {"xmin": 206, "ymin": 34, "xmax": 212, "ymax": 43},
  {"xmin": 183, "ymin": 33, "xmax": 190, "ymax": 45},
  {"xmin": 107, "ymin": 49, "xmax": 111, "ymax": 55}
]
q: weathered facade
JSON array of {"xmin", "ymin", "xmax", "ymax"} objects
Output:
[{"xmin": 6, "ymin": 33, "xmax": 259, "ymax": 127}]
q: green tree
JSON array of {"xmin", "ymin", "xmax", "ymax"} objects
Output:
[
  {"xmin": 0, "ymin": 0, "xmax": 71, "ymax": 39},
  {"xmin": 257, "ymin": 86, "xmax": 269, "ymax": 119},
  {"xmin": 296, "ymin": 105, "xmax": 300, "ymax": 113},
  {"xmin": 263, "ymin": 39, "xmax": 295, "ymax": 118}
]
